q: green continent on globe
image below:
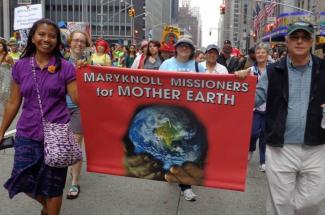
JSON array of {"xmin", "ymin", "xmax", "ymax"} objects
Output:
[{"xmin": 155, "ymin": 121, "xmax": 183, "ymax": 148}]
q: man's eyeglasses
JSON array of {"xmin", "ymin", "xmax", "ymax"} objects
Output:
[{"xmin": 289, "ymin": 34, "xmax": 312, "ymax": 42}]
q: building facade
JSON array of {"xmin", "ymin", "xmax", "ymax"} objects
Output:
[
  {"xmin": 44, "ymin": 0, "xmax": 145, "ymax": 45},
  {"xmin": 220, "ymin": 0, "xmax": 255, "ymax": 53},
  {"xmin": 177, "ymin": 0, "xmax": 202, "ymax": 48},
  {"xmin": 145, "ymin": 0, "xmax": 173, "ymax": 41},
  {"xmin": 253, "ymin": 0, "xmax": 325, "ymax": 45},
  {"xmin": 1, "ymin": 0, "xmax": 178, "ymax": 45}
]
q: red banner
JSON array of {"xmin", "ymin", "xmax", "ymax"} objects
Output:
[{"xmin": 77, "ymin": 66, "xmax": 256, "ymax": 191}]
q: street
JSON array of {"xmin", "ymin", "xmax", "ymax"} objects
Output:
[{"xmin": 1, "ymin": 144, "xmax": 325, "ymax": 215}]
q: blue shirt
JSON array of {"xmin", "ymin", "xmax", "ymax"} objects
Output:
[
  {"xmin": 255, "ymin": 55, "xmax": 312, "ymax": 144},
  {"xmin": 66, "ymin": 56, "xmax": 84, "ymax": 109},
  {"xmin": 159, "ymin": 57, "xmax": 205, "ymax": 73}
]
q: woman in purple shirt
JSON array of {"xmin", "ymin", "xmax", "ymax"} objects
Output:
[{"xmin": 0, "ymin": 19, "xmax": 78, "ymax": 215}]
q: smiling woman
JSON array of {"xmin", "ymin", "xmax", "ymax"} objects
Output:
[{"xmin": 0, "ymin": 18, "xmax": 79, "ymax": 215}]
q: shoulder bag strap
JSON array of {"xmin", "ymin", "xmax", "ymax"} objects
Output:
[
  {"xmin": 195, "ymin": 61, "xmax": 199, "ymax": 72},
  {"xmin": 30, "ymin": 56, "xmax": 45, "ymax": 122}
]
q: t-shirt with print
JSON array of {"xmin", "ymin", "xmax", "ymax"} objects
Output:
[{"xmin": 159, "ymin": 57, "xmax": 205, "ymax": 73}]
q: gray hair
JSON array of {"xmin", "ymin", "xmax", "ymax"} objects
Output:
[{"xmin": 255, "ymin": 43, "xmax": 270, "ymax": 54}]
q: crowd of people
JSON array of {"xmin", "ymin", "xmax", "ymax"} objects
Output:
[{"xmin": 0, "ymin": 18, "xmax": 325, "ymax": 215}]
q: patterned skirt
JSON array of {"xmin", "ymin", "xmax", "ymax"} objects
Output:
[{"xmin": 4, "ymin": 136, "xmax": 68, "ymax": 199}]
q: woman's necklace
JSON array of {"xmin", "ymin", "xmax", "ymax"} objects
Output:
[
  {"xmin": 35, "ymin": 58, "xmax": 49, "ymax": 70},
  {"xmin": 149, "ymin": 56, "xmax": 157, "ymax": 64}
]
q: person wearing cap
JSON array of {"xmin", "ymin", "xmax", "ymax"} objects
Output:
[
  {"xmin": 159, "ymin": 37, "xmax": 204, "ymax": 73},
  {"xmin": 90, "ymin": 39, "xmax": 111, "ymax": 66},
  {"xmin": 236, "ymin": 21, "xmax": 325, "ymax": 215},
  {"xmin": 7, "ymin": 37, "xmax": 22, "ymax": 62},
  {"xmin": 224, "ymin": 40, "xmax": 241, "ymax": 57},
  {"xmin": 200, "ymin": 44, "xmax": 228, "ymax": 74},
  {"xmin": 131, "ymin": 40, "xmax": 148, "ymax": 69},
  {"xmin": 217, "ymin": 43, "xmax": 241, "ymax": 73},
  {"xmin": 159, "ymin": 37, "xmax": 204, "ymax": 201}
]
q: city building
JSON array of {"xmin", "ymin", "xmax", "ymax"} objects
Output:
[
  {"xmin": 145, "ymin": 0, "xmax": 173, "ymax": 41},
  {"xmin": 44, "ymin": 0, "xmax": 145, "ymax": 45},
  {"xmin": 177, "ymin": 0, "xmax": 202, "ymax": 48},
  {"xmin": 1, "ymin": 0, "xmax": 178, "ymax": 45},
  {"xmin": 252, "ymin": 0, "xmax": 325, "ymax": 45},
  {"xmin": 220, "ymin": 0, "xmax": 254, "ymax": 52}
]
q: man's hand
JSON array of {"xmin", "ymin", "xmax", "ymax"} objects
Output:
[
  {"xmin": 234, "ymin": 68, "xmax": 251, "ymax": 79},
  {"xmin": 124, "ymin": 154, "xmax": 164, "ymax": 180},
  {"xmin": 165, "ymin": 162, "xmax": 203, "ymax": 185}
]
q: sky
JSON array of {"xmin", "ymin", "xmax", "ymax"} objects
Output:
[{"xmin": 186, "ymin": 0, "xmax": 222, "ymax": 47}]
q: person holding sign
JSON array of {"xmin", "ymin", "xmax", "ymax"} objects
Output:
[
  {"xmin": 0, "ymin": 18, "xmax": 78, "ymax": 215},
  {"xmin": 236, "ymin": 21, "xmax": 325, "ymax": 215},
  {"xmin": 159, "ymin": 37, "xmax": 204, "ymax": 201},
  {"xmin": 65, "ymin": 30, "xmax": 90, "ymax": 200},
  {"xmin": 246, "ymin": 43, "xmax": 270, "ymax": 173},
  {"xmin": 200, "ymin": 44, "xmax": 228, "ymax": 74}
]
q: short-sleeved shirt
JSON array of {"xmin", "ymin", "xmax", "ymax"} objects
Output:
[
  {"xmin": 159, "ymin": 57, "xmax": 205, "ymax": 72},
  {"xmin": 90, "ymin": 53, "xmax": 111, "ymax": 66},
  {"xmin": 66, "ymin": 56, "xmax": 86, "ymax": 109},
  {"xmin": 12, "ymin": 56, "xmax": 76, "ymax": 141}
]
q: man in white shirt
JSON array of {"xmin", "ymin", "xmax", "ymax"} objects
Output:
[{"xmin": 200, "ymin": 44, "xmax": 228, "ymax": 74}]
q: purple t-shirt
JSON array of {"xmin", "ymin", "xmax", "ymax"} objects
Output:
[{"xmin": 12, "ymin": 56, "xmax": 76, "ymax": 141}]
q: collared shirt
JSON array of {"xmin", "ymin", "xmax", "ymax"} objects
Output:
[
  {"xmin": 12, "ymin": 56, "xmax": 76, "ymax": 141},
  {"xmin": 250, "ymin": 64, "xmax": 266, "ymax": 112},
  {"xmin": 255, "ymin": 55, "xmax": 312, "ymax": 144},
  {"xmin": 200, "ymin": 61, "xmax": 228, "ymax": 74}
]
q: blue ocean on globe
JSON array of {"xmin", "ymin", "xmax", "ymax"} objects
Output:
[{"xmin": 128, "ymin": 105, "xmax": 206, "ymax": 171}]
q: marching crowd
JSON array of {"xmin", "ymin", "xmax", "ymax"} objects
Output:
[{"xmin": 0, "ymin": 18, "xmax": 325, "ymax": 215}]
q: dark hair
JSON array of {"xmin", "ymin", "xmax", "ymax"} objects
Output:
[
  {"xmin": 144, "ymin": 40, "xmax": 164, "ymax": 65},
  {"xmin": 146, "ymin": 40, "xmax": 162, "ymax": 57},
  {"xmin": 194, "ymin": 50, "xmax": 204, "ymax": 58},
  {"xmin": 20, "ymin": 18, "xmax": 63, "ymax": 71},
  {"xmin": 128, "ymin": 44, "xmax": 137, "ymax": 55},
  {"xmin": 248, "ymin": 47, "xmax": 255, "ymax": 54},
  {"xmin": 175, "ymin": 45, "xmax": 195, "ymax": 60},
  {"xmin": 0, "ymin": 40, "xmax": 9, "ymax": 54}
]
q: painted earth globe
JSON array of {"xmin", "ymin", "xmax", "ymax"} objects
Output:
[{"xmin": 128, "ymin": 105, "xmax": 207, "ymax": 171}]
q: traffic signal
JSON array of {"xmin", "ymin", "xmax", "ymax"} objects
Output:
[
  {"xmin": 220, "ymin": 4, "xmax": 225, "ymax": 15},
  {"xmin": 128, "ymin": 7, "xmax": 136, "ymax": 17}
]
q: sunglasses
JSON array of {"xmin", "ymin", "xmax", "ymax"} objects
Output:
[{"xmin": 288, "ymin": 34, "xmax": 312, "ymax": 42}]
